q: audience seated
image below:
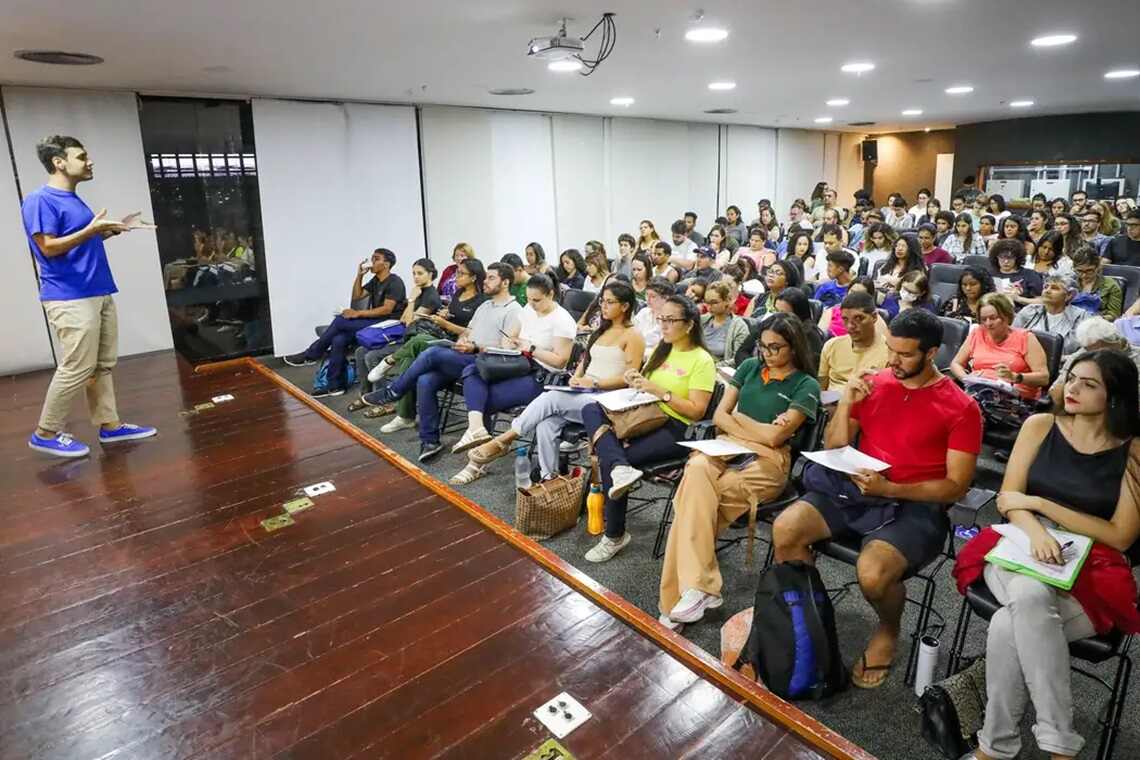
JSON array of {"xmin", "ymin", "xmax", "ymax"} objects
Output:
[
  {"xmin": 628, "ymin": 251, "xmax": 652, "ymax": 306},
  {"xmin": 813, "ymin": 245, "xmax": 857, "ymax": 309},
  {"xmin": 773, "ymin": 309, "xmax": 981, "ymax": 688},
  {"xmin": 284, "ymin": 248, "xmax": 407, "ymax": 395},
  {"xmin": 737, "ymin": 227, "xmax": 778, "ymax": 273},
  {"xmin": 668, "ymin": 219, "xmax": 698, "ymax": 272},
  {"xmin": 582, "ymin": 247, "xmax": 610, "ymax": 293},
  {"xmin": 632, "ymin": 277, "xmax": 675, "ymax": 354},
  {"xmin": 950, "ymin": 293, "xmax": 1050, "ymax": 402},
  {"xmin": 365, "ymin": 261, "xmax": 521, "ymax": 461},
  {"xmin": 1049, "ymin": 318, "xmax": 1140, "ymax": 404},
  {"xmin": 782, "ymin": 230, "xmax": 817, "ymax": 282},
  {"xmin": 438, "ymin": 242, "xmax": 474, "ymax": 301},
  {"xmin": 988, "ymin": 238, "xmax": 1043, "ymax": 306},
  {"xmin": 745, "ymin": 260, "xmax": 801, "ymax": 318},
  {"xmin": 1078, "ymin": 207, "xmax": 1111, "ymax": 256},
  {"xmin": 682, "ymin": 211, "xmax": 705, "ymax": 247},
  {"xmin": 636, "ymin": 219, "xmax": 661, "ymax": 257},
  {"xmin": 658, "ymin": 314, "xmax": 821, "ymax": 631},
  {"xmin": 723, "ymin": 204, "xmax": 748, "ymax": 246},
  {"xmin": 1071, "ymin": 245, "xmax": 1123, "ymax": 321},
  {"xmin": 818, "ymin": 291, "xmax": 889, "ymax": 392},
  {"xmin": 874, "ymin": 234, "xmax": 926, "ymax": 299},
  {"xmin": 554, "ymin": 249, "xmax": 587, "ymax": 290},
  {"xmin": 956, "ymin": 351, "xmax": 1140, "ymax": 760},
  {"xmin": 1104, "ymin": 208, "xmax": 1140, "ymax": 267},
  {"xmin": 1012, "ymin": 274, "xmax": 1086, "ymax": 353},
  {"xmin": 688, "ymin": 245, "xmax": 723, "ymax": 283},
  {"xmin": 885, "ymin": 196, "xmax": 915, "ymax": 231},
  {"xmin": 881, "ymin": 270, "xmax": 935, "ymax": 321},
  {"xmin": 650, "ymin": 241, "xmax": 681, "ymax": 283},
  {"xmin": 461, "ymin": 281, "xmax": 644, "ymax": 483},
  {"xmin": 917, "ymin": 223, "xmax": 952, "ymax": 266},
  {"xmin": 940, "ymin": 265, "xmax": 995, "ymax": 324},
  {"xmin": 818, "ymin": 276, "xmax": 882, "ymax": 337},
  {"xmin": 1028, "ymin": 230, "xmax": 1072, "ymax": 277},
  {"xmin": 942, "ymin": 213, "xmax": 988, "ymax": 260},
  {"xmin": 772, "ymin": 287, "xmax": 824, "ymax": 371},
  {"xmin": 613, "ymin": 232, "xmax": 637, "ymax": 278},
  {"xmin": 858, "ymin": 222, "xmax": 897, "ymax": 274},
  {"xmin": 581, "ymin": 295, "xmax": 715, "ymax": 562},
  {"xmin": 499, "ymin": 253, "xmax": 530, "ymax": 306},
  {"xmin": 699, "ymin": 280, "xmax": 751, "ymax": 366}
]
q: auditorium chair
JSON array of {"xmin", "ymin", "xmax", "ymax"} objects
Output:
[
  {"xmin": 948, "ymin": 580, "xmax": 1134, "ymax": 760},
  {"xmin": 562, "ymin": 289, "xmax": 595, "ymax": 324},
  {"xmin": 929, "ymin": 264, "xmax": 966, "ymax": 306},
  {"xmin": 962, "ymin": 254, "xmax": 991, "ymax": 271},
  {"xmin": 935, "ymin": 316, "xmax": 969, "ymax": 372},
  {"xmin": 808, "ymin": 298, "xmax": 823, "ymax": 324},
  {"xmin": 1103, "ymin": 264, "xmax": 1140, "ymax": 311},
  {"xmin": 980, "ymin": 329, "xmax": 1064, "ymax": 453}
]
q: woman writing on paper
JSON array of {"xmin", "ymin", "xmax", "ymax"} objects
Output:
[
  {"xmin": 657, "ymin": 314, "xmax": 820, "ymax": 630},
  {"xmin": 954, "ymin": 350, "xmax": 1140, "ymax": 760},
  {"xmin": 454, "ymin": 281, "xmax": 644, "ymax": 485}
]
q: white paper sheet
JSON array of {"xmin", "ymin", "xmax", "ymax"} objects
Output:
[
  {"xmin": 802, "ymin": 446, "xmax": 890, "ymax": 475},
  {"xmin": 987, "ymin": 524, "xmax": 1091, "ymax": 587},
  {"xmin": 819, "ymin": 389, "xmax": 842, "ymax": 405},
  {"xmin": 677, "ymin": 439, "xmax": 755, "ymax": 457},
  {"xmin": 963, "ymin": 375, "xmax": 1017, "ymax": 396},
  {"xmin": 595, "ymin": 387, "xmax": 660, "ymax": 412}
]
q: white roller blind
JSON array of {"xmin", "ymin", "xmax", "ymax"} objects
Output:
[
  {"xmin": 420, "ymin": 107, "xmax": 556, "ymax": 263},
  {"xmin": 3, "ymin": 87, "xmax": 172, "ymax": 358},
  {"xmin": 252, "ymin": 99, "xmax": 425, "ymax": 355},
  {"xmin": 723, "ymin": 125, "xmax": 777, "ymax": 222},
  {"xmin": 551, "ymin": 114, "xmax": 605, "ymax": 253},
  {"xmin": 775, "ymin": 129, "xmax": 826, "ymax": 218},
  {"xmin": 0, "ymin": 112, "xmax": 54, "ymax": 374}
]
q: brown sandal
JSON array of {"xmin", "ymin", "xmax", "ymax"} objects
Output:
[
  {"xmin": 362, "ymin": 402, "xmax": 396, "ymax": 419},
  {"xmin": 468, "ymin": 437, "xmax": 513, "ymax": 465}
]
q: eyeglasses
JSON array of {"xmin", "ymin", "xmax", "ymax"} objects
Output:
[
  {"xmin": 759, "ymin": 342, "xmax": 789, "ymax": 354},
  {"xmin": 600, "ymin": 298, "xmax": 621, "ymax": 306},
  {"xmin": 656, "ymin": 316, "xmax": 687, "ymax": 325}
]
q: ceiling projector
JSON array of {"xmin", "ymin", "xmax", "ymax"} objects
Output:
[{"xmin": 527, "ymin": 31, "xmax": 584, "ymax": 60}]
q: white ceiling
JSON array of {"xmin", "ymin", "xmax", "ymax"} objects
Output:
[{"xmin": 2, "ymin": 0, "xmax": 1138, "ymax": 133}]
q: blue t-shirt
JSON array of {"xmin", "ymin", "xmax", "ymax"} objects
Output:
[
  {"xmin": 22, "ymin": 185, "xmax": 118, "ymax": 301},
  {"xmin": 813, "ymin": 280, "xmax": 849, "ymax": 309}
]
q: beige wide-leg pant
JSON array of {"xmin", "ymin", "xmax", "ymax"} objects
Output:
[
  {"xmin": 659, "ymin": 442, "xmax": 790, "ymax": 615},
  {"xmin": 37, "ymin": 295, "xmax": 120, "ymax": 432}
]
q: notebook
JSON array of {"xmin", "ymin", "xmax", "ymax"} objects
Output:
[
  {"xmin": 595, "ymin": 387, "xmax": 660, "ymax": 412},
  {"xmin": 985, "ymin": 523, "xmax": 1093, "ymax": 591}
]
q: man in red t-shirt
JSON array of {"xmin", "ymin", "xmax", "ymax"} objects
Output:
[{"xmin": 773, "ymin": 309, "xmax": 982, "ymax": 688}]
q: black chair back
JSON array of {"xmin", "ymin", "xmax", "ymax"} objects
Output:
[
  {"xmin": 562, "ymin": 289, "xmax": 595, "ymax": 322},
  {"xmin": 935, "ymin": 316, "xmax": 969, "ymax": 372},
  {"xmin": 1031, "ymin": 329, "xmax": 1064, "ymax": 382},
  {"xmin": 1103, "ymin": 264, "xmax": 1140, "ymax": 311},
  {"xmin": 929, "ymin": 263, "xmax": 966, "ymax": 305},
  {"xmin": 808, "ymin": 299, "xmax": 823, "ymax": 324},
  {"xmin": 962, "ymin": 255, "xmax": 991, "ymax": 271}
]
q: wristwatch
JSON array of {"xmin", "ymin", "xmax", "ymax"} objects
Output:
[
  {"xmin": 1014, "ymin": 372, "xmax": 1023, "ymax": 384},
  {"xmin": 662, "ymin": 390, "xmax": 673, "ymax": 403},
  {"xmin": 529, "ymin": 344, "xmax": 537, "ymax": 354}
]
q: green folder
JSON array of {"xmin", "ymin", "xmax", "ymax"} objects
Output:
[{"xmin": 985, "ymin": 533, "xmax": 1092, "ymax": 591}]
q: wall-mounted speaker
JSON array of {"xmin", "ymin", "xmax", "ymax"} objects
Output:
[{"xmin": 861, "ymin": 139, "xmax": 878, "ymax": 163}]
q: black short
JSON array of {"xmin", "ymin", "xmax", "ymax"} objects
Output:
[{"xmin": 799, "ymin": 462, "xmax": 949, "ymax": 571}]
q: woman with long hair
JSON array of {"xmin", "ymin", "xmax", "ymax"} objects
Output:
[
  {"xmin": 940, "ymin": 266, "xmax": 995, "ymax": 324},
  {"xmin": 758, "ymin": 205, "xmax": 783, "ymax": 245},
  {"xmin": 707, "ymin": 224, "xmax": 732, "ymax": 268},
  {"xmin": 859, "ymin": 222, "xmax": 898, "ymax": 273},
  {"xmin": 525, "ymin": 241, "xmax": 556, "ymax": 278},
  {"xmin": 809, "ymin": 181, "xmax": 828, "ymax": 210},
  {"xmin": 957, "ymin": 350, "xmax": 1140, "ymax": 760},
  {"xmin": 657, "ymin": 313, "xmax": 821, "ymax": 630},
  {"xmin": 458, "ymin": 281, "xmax": 645, "ymax": 484},
  {"xmin": 1054, "ymin": 213, "xmax": 1083, "ymax": 258},
  {"xmin": 989, "ymin": 194, "xmax": 1011, "ymax": 223},
  {"xmin": 699, "ymin": 280, "xmax": 751, "ymax": 366},
  {"xmin": 555, "ymin": 248, "xmax": 587, "ymax": 290},
  {"xmin": 580, "ymin": 294, "xmax": 716, "ymax": 562},
  {"xmin": 629, "ymin": 251, "xmax": 652, "ymax": 306},
  {"xmin": 1029, "ymin": 230, "xmax": 1072, "ymax": 276},
  {"xmin": 1026, "ymin": 209, "xmax": 1053, "ymax": 249},
  {"xmin": 997, "ymin": 215, "xmax": 1035, "ymax": 258},
  {"xmin": 874, "ymin": 234, "xmax": 926, "ymax": 296},
  {"xmin": 773, "ymin": 287, "xmax": 824, "ymax": 370},
  {"xmin": 1051, "ymin": 197, "xmax": 1070, "ymax": 218},
  {"xmin": 745, "ymin": 260, "xmax": 801, "ymax": 318},
  {"xmin": 582, "ymin": 248, "xmax": 612, "ymax": 293},
  {"xmin": 438, "ymin": 242, "xmax": 474, "ymax": 300},
  {"xmin": 782, "ymin": 230, "xmax": 817, "ymax": 281},
  {"xmin": 881, "ymin": 269, "xmax": 934, "ymax": 320},
  {"xmin": 636, "ymin": 219, "xmax": 660, "ymax": 256},
  {"xmin": 943, "ymin": 213, "xmax": 988, "ymax": 260}
]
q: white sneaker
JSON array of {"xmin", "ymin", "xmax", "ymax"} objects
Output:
[
  {"xmin": 668, "ymin": 588, "xmax": 723, "ymax": 624},
  {"xmin": 380, "ymin": 416, "xmax": 416, "ymax": 433},
  {"xmin": 584, "ymin": 533, "xmax": 631, "ymax": 563},
  {"xmin": 367, "ymin": 357, "xmax": 395, "ymax": 384},
  {"xmin": 608, "ymin": 465, "xmax": 643, "ymax": 500},
  {"xmin": 451, "ymin": 426, "xmax": 492, "ymax": 454},
  {"xmin": 658, "ymin": 613, "xmax": 684, "ymax": 633},
  {"xmin": 559, "ymin": 439, "xmax": 586, "ymax": 453}
]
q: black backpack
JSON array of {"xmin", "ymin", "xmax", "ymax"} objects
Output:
[
  {"xmin": 732, "ymin": 560, "xmax": 848, "ymax": 700},
  {"xmin": 733, "ymin": 317, "xmax": 764, "ymax": 367}
]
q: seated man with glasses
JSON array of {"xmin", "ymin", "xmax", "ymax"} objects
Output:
[
  {"xmin": 1078, "ymin": 209, "xmax": 1111, "ymax": 257},
  {"xmin": 817, "ymin": 290, "xmax": 889, "ymax": 392},
  {"xmin": 1104, "ymin": 209, "xmax": 1140, "ymax": 268},
  {"xmin": 773, "ymin": 309, "xmax": 982, "ymax": 688}
]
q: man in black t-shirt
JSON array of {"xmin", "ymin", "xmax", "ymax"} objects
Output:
[
  {"xmin": 284, "ymin": 248, "xmax": 406, "ymax": 395},
  {"xmin": 1104, "ymin": 209, "xmax": 1140, "ymax": 268}
]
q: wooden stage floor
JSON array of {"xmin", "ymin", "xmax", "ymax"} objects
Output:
[{"xmin": 0, "ymin": 353, "xmax": 872, "ymax": 760}]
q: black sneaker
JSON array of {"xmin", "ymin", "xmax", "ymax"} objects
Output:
[
  {"xmin": 313, "ymin": 387, "xmax": 346, "ymax": 399},
  {"xmin": 284, "ymin": 353, "xmax": 316, "ymax": 367},
  {"xmin": 418, "ymin": 441, "xmax": 444, "ymax": 463}
]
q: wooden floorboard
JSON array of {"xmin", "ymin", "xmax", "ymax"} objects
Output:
[{"xmin": 0, "ymin": 353, "xmax": 872, "ymax": 760}]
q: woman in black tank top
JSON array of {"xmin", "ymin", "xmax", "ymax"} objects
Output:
[{"xmin": 972, "ymin": 350, "xmax": 1140, "ymax": 760}]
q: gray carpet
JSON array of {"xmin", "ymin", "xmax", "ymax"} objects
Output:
[{"xmin": 267, "ymin": 357, "xmax": 1138, "ymax": 759}]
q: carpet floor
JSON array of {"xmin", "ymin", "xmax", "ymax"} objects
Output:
[{"xmin": 265, "ymin": 357, "xmax": 1139, "ymax": 759}]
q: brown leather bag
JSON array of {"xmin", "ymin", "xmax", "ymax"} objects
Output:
[
  {"xmin": 515, "ymin": 466, "xmax": 588, "ymax": 540},
  {"xmin": 602, "ymin": 401, "xmax": 669, "ymax": 440}
]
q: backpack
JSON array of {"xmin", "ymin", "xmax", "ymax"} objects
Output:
[
  {"xmin": 312, "ymin": 358, "xmax": 357, "ymax": 394},
  {"xmin": 354, "ymin": 319, "xmax": 406, "ymax": 349},
  {"xmin": 732, "ymin": 560, "xmax": 847, "ymax": 700}
]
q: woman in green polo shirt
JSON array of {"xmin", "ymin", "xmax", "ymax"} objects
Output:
[{"xmin": 657, "ymin": 313, "xmax": 821, "ymax": 630}]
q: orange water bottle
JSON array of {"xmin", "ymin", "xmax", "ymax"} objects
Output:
[{"xmin": 586, "ymin": 484, "xmax": 604, "ymax": 535}]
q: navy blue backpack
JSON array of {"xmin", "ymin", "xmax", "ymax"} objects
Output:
[{"xmin": 733, "ymin": 560, "xmax": 847, "ymax": 700}]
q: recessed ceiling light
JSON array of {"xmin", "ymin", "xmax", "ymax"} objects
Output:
[
  {"xmin": 945, "ymin": 85, "xmax": 974, "ymax": 94},
  {"xmin": 901, "ymin": 108, "xmax": 923, "ymax": 116},
  {"xmin": 547, "ymin": 59, "xmax": 582, "ymax": 73},
  {"xmin": 1010, "ymin": 100, "xmax": 1035, "ymax": 108},
  {"xmin": 14, "ymin": 49, "xmax": 103, "ymax": 65},
  {"xmin": 1031, "ymin": 33, "xmax": 1077, "ymax": 47},
  {"xmin": 489, "ymin": 87, "xmax": 535, "ymax": 96},
  {"xmin": 826, "ymin": 98, "xmax": 850, "ymax": 107},
  {"xmin": 707, "ymin": 81, "xmax": 736, "ymax": 91},
  {"xmin": 1105, "ymin": 69, "xmax": 1140, "ymax": 80},
  {"xmin": 841, "ymin": 62, "xmax": 875, "ymax": 74},
  {"xmin": 610, "ymin": 96, "xmax": 634, "ymax": 106},
  {"xmin": 814, "ymin": 116, "xmax": 833, "ymax": 124},
  {"xmin": 685, "ymin": 27, "xmax": 728, "ymax": 43}
]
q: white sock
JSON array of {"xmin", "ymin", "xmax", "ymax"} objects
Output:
[{"xmin": 466, "ymin": 411, "xmax": 486, "ymax": 433}]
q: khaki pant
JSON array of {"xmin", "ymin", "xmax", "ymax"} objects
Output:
[
  {"xmin": 38, "ymin": 295, "xmax": 120, "ymax": 432},
  {"xmin": 658, "ymin": 443, "xmax": 790, "ymax": 615}
]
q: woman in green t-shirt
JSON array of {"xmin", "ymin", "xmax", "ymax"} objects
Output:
[
  {"xmin": 580, "ymin": 295, "xmax": 716, "ymax": 563},
  {"xmin": 658, "ymin": 313, "xmax": 821, "ymax": 630}
]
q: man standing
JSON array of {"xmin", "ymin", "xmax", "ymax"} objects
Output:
[
  {"xmin": 23, "ymin": 135, "xmax": 157, "ymax": 458},
  {"xmin": 285, "ymin": 248, "xmax": 406, "ymax": 395},
  {"xmin": 774, "ymin": 309, "xmax": 980, "ymax": 688},
  {"xmin": 1104, "ymin": 209, "xmax": 1140, "ymax": 267}
]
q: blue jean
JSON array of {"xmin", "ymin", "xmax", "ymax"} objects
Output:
[
  {"xmin": 386, "ymin": 345, "xmax": 476, "ymax": 445},
  {"xmin": 581, "ymin": 401, "xmax": 689, "ymax": 539},
  {"xmin": 302, "ymin": 315, "xmax": 375, "ymax": 389},
  {"xmin": 460, "ymin": 365, "xmax": 543, "ymax": 431}
]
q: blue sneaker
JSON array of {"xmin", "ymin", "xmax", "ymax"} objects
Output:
[
  {"xmin": 99, "ymin": 423, "xmax": 158, "ymax": 444},
  {"xmin": 362, "ymin": 385, "xmax": 396, "ymax": 406},
  {"xmin": 28, "ymin": 432, "xmax": 90, "ymax": 458}
]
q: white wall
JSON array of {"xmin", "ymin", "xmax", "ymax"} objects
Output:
[
  {"xmin": 551, "ymin": 114, "xmax": 606, "ymax": 253},
  {"xmin": 723, "ymin": 125, "xmax": 778, "ymax": 221},
  {"xmin": 420, "ymin": 107, "xmax": 557, "ymax": 263},
  {"xmin": 2, "ymin": 87, "xmax": 172, "ymax": 358},
  {"xmin": 0, "ymin": 124, "xmax": 55, "ymax": 374},
  {"xmin": 252, "ymin": 99, "xmax": 425, "ymax": 355},
  {"xmin": 774, "ymin": 128, "xmax": 827, "ymax": 216}
]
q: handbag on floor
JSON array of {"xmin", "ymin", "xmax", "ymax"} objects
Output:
[
  {"xmin": 514, "ymin": 466, "xmax": 587, "ymax": 540},
  {"xmin": 919, "ymin": 656, "xmax": 987, "ymax": 759}
]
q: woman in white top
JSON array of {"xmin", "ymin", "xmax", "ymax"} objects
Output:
[
  {"xmin": 1028, "ymin": 231, "xmax": 1072, "ymax": 277},
  {"xmin": 456, "ymin": 281, "xmax": 645, "ymax": 484},
  {"xmin": 942, "ymin": 213, "xmax": 989, "ymax": 260},
  {"xmin": 858, "ymin": 222, "xmax": 897, "ymax": 274},
  {"xmin": 583, "ymin": 248, "xmax": 611, "ymax": 293},
  {"xmin": 450, "ymin": 274, "xmax": 576, "ymax": 456}
]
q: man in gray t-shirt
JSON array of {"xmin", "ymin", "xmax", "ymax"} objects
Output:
[{"xmin": 365, "ymin": 262, "xmax": 521, "ymax": 461}]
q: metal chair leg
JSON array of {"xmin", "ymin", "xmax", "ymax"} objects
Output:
[
  {"xmin": 1097, "ymin": 650, "xmax": 1132, "ymax": 760},
  {"xmin": 904, "ymin": 574, "xmax": 936, "ymax": 686},
  {"xmin": 946, "ymin": 595, "xmax": 974, "ymax": 678},
  {"xmin": 652, "ymin": 497, "xmax": 675, "ymax": 559}
]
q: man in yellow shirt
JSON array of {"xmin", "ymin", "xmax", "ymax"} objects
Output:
[{"xmin": 818, "ymin": 291, "xmax": 888, "ymax": 391}]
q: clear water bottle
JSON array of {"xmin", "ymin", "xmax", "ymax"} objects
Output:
[{"xmin": 514, "ymin": 447, "xmax": 532, "ymax": 490}]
